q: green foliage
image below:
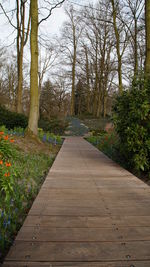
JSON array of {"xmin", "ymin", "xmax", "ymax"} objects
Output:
[
  {"xmin": 87, "ymin": 131, "xmax": 120, "ymax": 161},
  {"xmin": 0, "ymin": 131, "xmax": 55, "ymax": 259},
  {"xmin": 113, "ymin": 76, "xmax": 150, "ymax": 172},
  {"xmin": 39, "ymin": 118, "xmax": 68, "ymax": 135},
  {"xmin": 0, "ymin": 106, "xmax": 68, "ymax": 136},
  {"xmin": 38, "ymin": 129, "xmax": 63, "ymax": 145},
  {"xmin": 0, "ymin": 106, "xmax": 28, "ymax": 129}
]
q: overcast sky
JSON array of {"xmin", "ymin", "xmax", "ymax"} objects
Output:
[{"xmin": 0, "ymin": 0, "xmax": 94, "ymax": 48}]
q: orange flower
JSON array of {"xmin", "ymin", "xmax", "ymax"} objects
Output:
[
  {"xmin": 6, "ymin": 162, "xmax": 11, "ymax": 167},
  {"xmin": 4, "ymin": 135, "xmax": 9, "ymax": 140},
  {"xmin": 4, "ymin": 172, "xmax": 10, "ymax": 177},
  {"xmin": 10, "ymin": 139, "xmax": 15, "ymax": 143},
  {"xmin": 0, "ymin": 131, "xmax": 4, "ymax": 135},
  {"xmin": 0, "ymin": 160, "xmax": 3, "ymax": 165}
]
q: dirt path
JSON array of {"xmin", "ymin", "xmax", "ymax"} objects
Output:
[{"xmin": 3, "ymin": 137, "xmax": 150, "ymax": 266}]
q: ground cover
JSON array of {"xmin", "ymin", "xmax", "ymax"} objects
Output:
[
  {"xmin": 87, "ymin": 130, "xmax": 150, "ymax": 185},
  {"xmin": 0, "ymin": 128, "xmax": 61, "ymax": 262}
]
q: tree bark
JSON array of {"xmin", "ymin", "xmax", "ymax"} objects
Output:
[
  {"xmin": 26, "ymin": 0, "xmax": 39, "ymax": 136},
  {"xmin": 71, "ymin": 24, "xmax": 76, "ymax": 116},
  {"xmin": 93, "ymin": 36, "xmax": 98, "ymax": 116},
  {"xmin": 134, "ymin": 16, "xmax": 138, "ymax": 78},
  {"xmin": 84, "ymin": 46, "xmax": 90, "ymax": 114},
  {"xmin": 111, "ymin": 0, "xmax": 123, "ymax": 94},
  {"xmin": 145, "ymin": 0, "xmax": 150, "ymax": 77}
]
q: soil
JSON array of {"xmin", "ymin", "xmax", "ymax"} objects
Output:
[{"xmin": 12, "ymin": 136, "xmax": 60, "ymax": 155}]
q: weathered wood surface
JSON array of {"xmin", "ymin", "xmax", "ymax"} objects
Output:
[{"xmin": 3, "ymin": 137, "xmax": 150, "ymax": 266}]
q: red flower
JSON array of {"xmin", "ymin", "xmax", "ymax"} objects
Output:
[
  {"xmin": 0, "ymin": 160, "xmax": 3, "ymax": 165},
  {"xmin": 4, "ymin": 135, "xmax": 9, "ymax": 140},
  {"xmin": 6, "ymin": 162, "xmax": 11, "ymax": 167},
  {"xmin": 4, "ymin": 172, "xmax": 10, "ymax": 177},
  {"xmin": 10, "ymin": 139, "xmax": 15, "ymax": 143},
  {"xmin": 0, "ymin": 131, "xmax": 4, "ymax": 135}
]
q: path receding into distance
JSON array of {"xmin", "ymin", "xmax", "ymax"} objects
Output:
[{"xmin": 3, "ymin": 137, "xmax": 150, "ymax": 266}]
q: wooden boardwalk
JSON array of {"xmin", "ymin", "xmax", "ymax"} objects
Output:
[{"xmin": 3, "ymin": 137, "xmax": 150, "ymax": 266}]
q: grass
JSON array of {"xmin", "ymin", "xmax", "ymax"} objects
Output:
[{"xmin": 0, "ymin": 131, "xmax": 61, "ymax": 262}]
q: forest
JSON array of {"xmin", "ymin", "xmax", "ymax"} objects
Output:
[{"xmin": 0, "ymin": 0, "xmax": 149, "ymax": 123}]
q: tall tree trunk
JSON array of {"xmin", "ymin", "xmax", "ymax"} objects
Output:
[
  {"xmin": 134, "ymin": 16, "xmax": 138, "ymax": 78},
  {"xmin": 84, "ymin": 46, "xmax": 90, "ymax": 113},
  {"xmin": 16, "ymin": 1, "xmax": 25, "ymax": 113},
  {"xmin": 93, "ymin": 37, "xmax": 98, "ymax": 116},
  {"xmin": 17, "ymin": 43, "xmax": 24, "ymax": 113},
  {"xmin": 111, "ymin": 0, "xmax": 123, "ymax": 93},
  {"xmin": 16, "ymin": 1, "xmax": 30, "ymax": 113},
  {"xmin": 26, "ymin": 0, "xmax": 39, "ymax": 137},
  {"xmin": 145, "ymin": 0, "xmax": 150, "ymax": 77},
  {"xmin": 71, "ymin": 25, "xmax": 76, "ymax": 116}
]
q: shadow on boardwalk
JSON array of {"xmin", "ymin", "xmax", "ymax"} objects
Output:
[{"xmin": 3, "ymin": 137, "xmax": 150, "ymax": 266}]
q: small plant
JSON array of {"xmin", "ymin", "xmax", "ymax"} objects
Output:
[{"xmin": 38, "ymin": 130, "xmax": 63, "ymax": 145}]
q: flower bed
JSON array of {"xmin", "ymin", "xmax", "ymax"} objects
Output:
[{"xmin": 0, "ymin": 130, "xmax": 61, "ymax": 261}]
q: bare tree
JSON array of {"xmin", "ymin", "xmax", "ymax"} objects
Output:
[
  {"xmin": 16, "ymin": 0, "xmax": 30, "ymax": 113},
  {"xmin": 0, "ymin": 1, "xmax": 30, "ymax": 113},
  {"xmin": 60, "ymin": 5, "xmax": 83, "ymax": 116},
  {"xmin": 26, "ymin": 0, "xmax": 66, "ymax": 138}
]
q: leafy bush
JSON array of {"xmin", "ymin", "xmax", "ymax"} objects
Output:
[
  {"xmin": 113, "ymin": 76, "xmax": 150, "ymax": 172},
  {"xmin": 39, "ymin": 118, "xmax": 68, "ymax": 135},
  {"xmin": 0, "ymin": 106, "xmax": 67, "ymax": 135},
  {"xmin": 0, "ymin": 106, "xmax": 28, "ymax": 129},
  {"xmin": 87, "ymin": 131, "xmax": 121, "ymax": 161}
]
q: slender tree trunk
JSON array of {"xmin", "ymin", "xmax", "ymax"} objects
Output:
[
  {"xmin": 16, "ymin": 1, "xmax": 25, "ymax": 113},
  {"xmin": 17, "ymin": 44, "xmax": 24, "ymax": 113},
  {"xmin": 84, "ymin": 46, "xmax": 90, "ymax": 113},
  {"xmin": 96, "ymin": 86, "xmax": 102, "ymax": 118},
  {"xmin": 134, "ymin": 16, "xmax": 138, "ymax": 77},
  {"xmin": 26, "ymin": 0, "xmax": 39, "ymax": 137},
  {"xmin": 145, "ymin": 0, "xmax": 150, "ymax": 76},
  {"xmin": 93, "ymin": 37, "xmax": 98, "ymax": 116},
  {"xmin": 71, "ymin": 25, "xmax": 76, "ymax": 116},
  {"xmin": 111, "ymin": 0, "xmax": 123, "ymax": 93}
]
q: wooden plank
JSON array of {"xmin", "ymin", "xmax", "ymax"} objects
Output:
[
  {"xmin": 24, "ymin": 215, "xmax": 150, "ymax": 228},
  {"xmin": 3, "ymin": 261, "xmax": 150, "ymax": 267},
  {"xmin": 6, "ymin": 241, "xmax": 150, "ymax": 261},
  {"xmin": 16, "ymin": 226, "xmax": 150, "ymax": 242},
  {"xmin": 23, "ymin": 215, "xmax": 113, "ymax": 228}
]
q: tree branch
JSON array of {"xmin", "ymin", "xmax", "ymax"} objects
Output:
[
  {"xmin": 38, "ymin": 0, "xmax": 66, "ymax": 25},
  {"xmin": 0, "ymin": 3, "xmax": 17, "ymax": 29}
]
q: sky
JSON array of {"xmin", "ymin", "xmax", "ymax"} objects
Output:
[{"xmin": 0, "ymin": 0, "xmax": 94, "ymax": 47}]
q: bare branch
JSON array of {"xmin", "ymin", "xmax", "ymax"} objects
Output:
[
  {"xmin": 38, "ymin": 0, "xmax": 66, "ymax": 25},
  {"xmin": 0, "ymin": 3, "xmax": 17, "ymax": 29}
]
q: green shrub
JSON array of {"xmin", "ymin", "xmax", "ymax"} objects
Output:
[
  {"xmin": 0, "ymin": 106, "xmax": 67, "ymax": 135},
  {"xmin": 39, "ymin": 118, "xmax": 67, "ymax": 135},
  {"xmin": 113, "ymin": 75, "xmax": 150, "ymax": 172},
  {"xmin": 0, "ymin": 106, "xmax": 28, "ymax": 129}
]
